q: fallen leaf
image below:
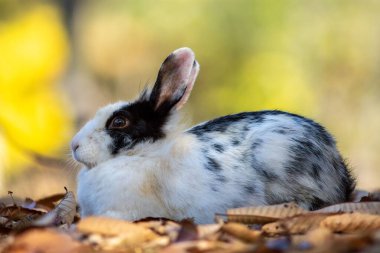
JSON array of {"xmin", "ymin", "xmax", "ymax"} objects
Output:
[
  {"xmin": 225, "ymin": 202, "xmax": 307, "ymax": 224},
  {"xmin": 321, "ymin": 213, "xmax": 380, "ymax": 233},
  {"xmin": 54, "ymin": 191, "xmax": 76, "ymax": 225},
  {"xmin": 293, "ymin": 227, "xmax": 333, "ymax": 249},
  {"xmin": 262, "ymin": 213, "xmax": 335, "ymax": 236},
  {"xmin": 197, "ymin": 224, "xmax": 222, "ymax": 239},
  {"xmin": 161, "ymin": 240, "xmax": 251, "ymax": 253},
  {"xmin": 77, "ymin": 216, "xmax": 158, "ymax": 247},
  {"xmin": 10, "ymin": 213, "xmax": 42, "ymax": 230},
  {"xmin": 175, "ymin": 219, "xmax": 198, "ymax": 242},
  {"xmin": 35, "ymin": 193, "xmax": 66, "ymax": 210},
  {"xmin": 313, "ymin": 202, "xmax": 380, "ymax": 215},
  {"xmin": 221, "ymin": 222, "xmax": 261, "ymax": 243},
  {"xmin": 33, "ymin": 190, "xmax": 76, "ymax": 227},
  {"xmin": 2, "ymin": 228, "xmax": 90, "ymax": 253},
  {"xmin": 0, "ymin": 206, "xmax": 45, "ymax": 221}
]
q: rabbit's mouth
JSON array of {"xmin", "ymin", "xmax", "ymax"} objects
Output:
[
  {"xmin": 82, "ymin": 161, "xmax": 97, "ymax": 169},
  {"xmin": 72, "ymin": 150, "xmax": 97, "ymax": 169}
]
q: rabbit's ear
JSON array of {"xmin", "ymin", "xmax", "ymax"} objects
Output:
[{"xmin": 150, "ymin": 47, "xmax": 199, "ymax": 112}]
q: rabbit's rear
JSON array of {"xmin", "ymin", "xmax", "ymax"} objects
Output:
[{"xmin": 188, "ymin": 110, "xmax": 354, "ymax": 211}]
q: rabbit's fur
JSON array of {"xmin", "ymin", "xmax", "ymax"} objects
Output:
[{"xmin": 72, "ymin": 48, "xmax": 355, "ymax": 223}]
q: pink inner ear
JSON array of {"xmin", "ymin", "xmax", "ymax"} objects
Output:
[
  {"xmin": 174, "ymin": 60, "xmax": 200, "ymax": 110},
  {"xmin": 155, "ymin": 48, "xmax": 200, "ymax": 110}
]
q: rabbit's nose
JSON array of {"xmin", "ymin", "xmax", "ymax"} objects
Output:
[{"xmin": 71, "ymin": 141, "xmax": 80, "ymax": 152}]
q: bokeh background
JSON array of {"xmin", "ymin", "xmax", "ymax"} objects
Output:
[{"xmin": 0, "ymin": 0, "xmax": 379, "ymax": 198}]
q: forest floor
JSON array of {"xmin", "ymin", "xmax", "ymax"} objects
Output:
[{"xmin": 0, "ymin": 188, "xmax": 380, "ymax": 253}]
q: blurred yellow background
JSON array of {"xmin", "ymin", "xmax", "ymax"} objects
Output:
[{"xmin": 0, "ymin": 0, "xmax": 379, "ymax": 198}]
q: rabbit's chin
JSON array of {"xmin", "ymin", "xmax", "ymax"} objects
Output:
[
  {"xmin": 79, "ymin": 161, "xmax": 98, "ymax": 170},
  {"xmin": 72, "ymin": 154, "xmax": 97, "ymax": 169},
  {"xmin": 72, "ymin": 146, "xmax": 109, "ymax": 169}
]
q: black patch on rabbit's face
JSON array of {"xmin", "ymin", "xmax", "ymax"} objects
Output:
[{"xmin": 105, "ymin": 99, "xmax": 171, "ymax": 155}]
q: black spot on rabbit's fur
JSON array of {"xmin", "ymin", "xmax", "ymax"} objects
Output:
[
  {"xmin": 244, "ymin": 185, "xmax": 256, "ymax": 194},
  {"xmin": 259, "ymin": 169, "xmax": 279, "ymax": 182},
  {"xmin": 213, "ymin": 143, "xmax": 225, "ymax": 153},
  {"xmin": 285, "ymin": 138, "xmax": 323, "ymax": 176},
  {"xmin": 311, "ymin": 163, "xmax": 322, "ymax": 180},
  {"xmin": 205, "ymin": 157, "xmax": 222, "ymax": 171},
  {"xmin": 198, "ymin": 135, "xmax": 212, "ymax": 143},
  {"xmin": 190, "ymin": 110, "xmax": 310, "ymax": 137},
  {"xmin": 334, "ymin": 158, "xmax": 356, "ymax": 200},
  {"xmin": 251, "ymin": 139, "xmax": 263, "ymax": 150},
  {"xmin": 211, "ymin": 185, "xmax": 219, "ymax": 192},
  {"xmin": 216, "ymin": 174, "xmax": 227, "ymax": 183},
  {"xmin": 309, "ymin": 196, "xmax": 327, "ymax": 210},
  {"xmin": 232, "ymin": 138, "xmax": 241, "ymax": 146},
  {"xmin": 272, "ymin": 126, "xmax": 294, "ymax": 135},
  {"xmin": 189, "ymin": 112, "xmax": 254, "ymax": 135},
  {"xmin": 294, "ymin": 118, "xmax": 334, "ymax": 146},
  {"xmin": 272, "ymin": 129, "xmax": 286, "ymax": 134}
]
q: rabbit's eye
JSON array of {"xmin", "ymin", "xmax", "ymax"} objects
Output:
[{"xmin": 109, "ymin": 116, "xmax": 128, "ymax": 129}]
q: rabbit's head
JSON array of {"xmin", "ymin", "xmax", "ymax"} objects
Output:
[{"xmin": 71, "ymin": 48, "xmax": 200, "ymax": 168}]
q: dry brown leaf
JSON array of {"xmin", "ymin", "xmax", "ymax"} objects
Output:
[
  {"xmin": 33, "ymin": 190, "xmax": 76, "ymax": 227},
  {"xmin": 262, "ymin": 213, "xmax": 336, "ymax": 236},
  {"xmin": 293, "ymin": 227, "xmax": 333, "ymax": 249},
  {"xmin": 77, "ymin": 216, "xmax": 158, "ymax": 247},
  {"xmin": 331, "ymin": 233, "xmax": 374, "ymax": 253},
  {"xmin": 35, "ymin": 193, "xmax": 66, "ymax": 210},
  {"xmin": 313, "ymin": 201, "xmax": 380, "ymax": 215},
  {"xmin": 222, "ymin": 214, "xmax": 279, "ymax": 225},
  {"xmin": 161, "ymin": 240, "xmax": 251, "ymax": 253},
  {"xmin": 137, "ymin": 219, "xmax": 181, "ymax": 242},
  {"xmin": 136, "ymin": 219, "xmax": 165, "ymax": 230},
  {"xmin": 225, "ymin": 202, "xmax": 307, "ymax": 224},
  {"xmin": 10, "ymin": 213, "xmax": 42, "ymax": 230},
  {"xmin": 142, "ymin": 236, "xmax": 171, "ymax": 251},
  {"xmin": 54, "ymin": 191, "xmax": 76, "ymax": 226},
  {"xmin": 221, "ymin": 222, "xmax": 261, "ymax": 243},
  {"xmin": 321, "ymin": 213, "xmax": 380, "ymax": 233},
  {"xmin": 175, "ymin": 219, "xmax": 198, "ymax": 242},
  {"xmin": 3, "ymin": 228, "xmax": 90, "ymax": 253},
  {"xmin": 0, "ymin": 206, "xmax": 45, "ymax": 221},
  {"xmin": 197, "ymin": 224, "xmax": 222, "ymax": 239}
]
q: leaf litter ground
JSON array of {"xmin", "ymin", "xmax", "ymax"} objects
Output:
[{"xmin": 1, "ymin": 189, "xmax": 380, "ymax": 253}]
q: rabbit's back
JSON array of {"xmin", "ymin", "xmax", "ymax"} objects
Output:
[{"xmin": 187, "ymin": 110, "xmax": 355, "ymax": 210}]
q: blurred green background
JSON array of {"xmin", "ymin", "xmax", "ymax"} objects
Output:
[{"xmin": 0, "ymin": 0, "xmax": 379, "ymax": 198}]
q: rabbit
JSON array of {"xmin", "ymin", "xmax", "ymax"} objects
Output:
[{"xmin": 71, "ymin": 47, "xmax": 355, "ymax": 224}]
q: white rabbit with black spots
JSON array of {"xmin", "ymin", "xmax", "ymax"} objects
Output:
[{"xmin": 72, "ymin": 47, "xmax": 355, "ymax": 224}]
